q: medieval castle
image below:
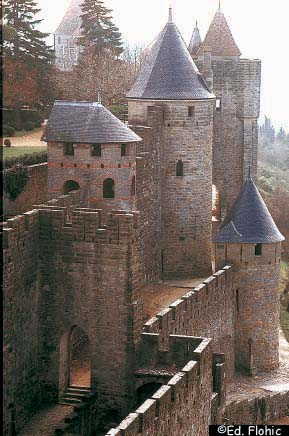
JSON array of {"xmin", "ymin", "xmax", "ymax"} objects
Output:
[{"xmin": 3, "ymin": 4, "xmax": 289, "ymax": 436}]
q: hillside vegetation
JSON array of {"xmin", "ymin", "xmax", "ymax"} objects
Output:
[{"xmin": 258, "ymin": 117, "xmax": 289, "ymax": 338}]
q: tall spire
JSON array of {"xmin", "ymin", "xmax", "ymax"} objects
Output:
[{"xmin": 188, "ymin": 20, "xmax": 202, "ymax": 56}]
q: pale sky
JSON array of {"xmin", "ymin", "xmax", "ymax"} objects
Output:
[{"xmin": 38, "ymin": 0, "xmax": 289, "ymax": 131}]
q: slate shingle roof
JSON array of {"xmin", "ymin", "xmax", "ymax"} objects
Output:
[
  {"xmin": 188, "ymin": 22, "xmax": 202, "ymax": 55},
  {"xmin": 42, "ymin": 101, "xmax": 141, "ymax": 144},
  {"xmin": 198, "ymin": 7, "xmax": 241, "ymax": 58},
  {"xmin": 55, "ymin": 0, "xmax": 82, "ymax": 36},
  {"xmin": 213, "ymin": 177, "xmax": 285, "ymax": 244},
  {"xmin": 127, "ymin": 16, "xmax": 214, "ymax": 100}
]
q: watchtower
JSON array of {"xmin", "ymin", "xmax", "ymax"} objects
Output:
[
  {"xmin": 127, "ymin": 8, "xmax": 215, "ymax": 277},
  {"xmin": 194, "ymin": 6, "xmax": 261, "ymax": 216},
  {"xmin": 213, "ymin": 175, "xmax": 284, "ymax": 373},
  {"xmin": 43, "ymin": 101, "xmax": 141, "ymax": 216}
]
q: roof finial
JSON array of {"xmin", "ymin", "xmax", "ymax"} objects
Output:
[
  {"xmin": 218, "ymin": 0, "xmax": 221, "ymax": 9},
  {"xmin": 168, "ymin": 6, "xmax": 173, "ymax": 22},
  {"xmin": 97, "ymin": 91, "xmax": 102, "ymax": 104},
  {"xmin": 195, "ymin": 20, "xmax": 198, "ymax": 28}
]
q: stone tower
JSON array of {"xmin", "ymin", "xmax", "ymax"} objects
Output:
[
  {"xmin": 54, "ymin": 0, "xmax": 83, "ymax": 71},
  {"xmin": 43, "ymin": 101, "xmax": 141, "ymax": 215},
  {"xmin": 213, "ymin": 175, "xmax": 284, "ymax": 373},
  {"xmin": 195, "ymin": 6, "xmax": 261, "ymax": 216},
  {"xmin": 127, "ymin": 9, "xmax": 215, "ymax": 278}
]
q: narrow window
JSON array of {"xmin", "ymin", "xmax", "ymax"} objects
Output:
[
  {"xmin": 64, "ymin": 142, "xmax": 74, "ymax": 156},
  {"xmin": 176, "ymin": 160, "xmax": 184, "ymax": 177},
  {"xmin": 121, "ymin": 144, "xmax": 127, "ymax": 157},
  {"xmin": 92, "ymin": 144, "xmax": 101, "ymax": 157},
  {"xmin": 236, "ymin": 289, "xmax": 239, "ymax": 316},
  {"xmin": 255, "ymin": 244, "xmax": 262, "ymax": 256},
  {"xmin": 103, "ymin": 178, "xmax": 115, "ymax": 199},
  {"xmin": 216, "ymin": 98, "xmax": 222, "ymax": 112},
  {"xmin": 131, "ymin": 176, "xmax": 136, "ymax": 196},
  {"xmin": 188, "ymin": 106, "xmax": 195, "ymax": 117}
]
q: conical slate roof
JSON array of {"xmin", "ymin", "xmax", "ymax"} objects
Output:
[
  {"xmin": 198, "ymin": 7, "xmax": 241, "ymax": 58},
  {"xmin": 188, "ymin": 22, "xmax": 202, "ymax": 55},
  {"xmin": 127, "ymin": 11, "xmax": 214, "ymax": 100},
  {"xmin": 55, "ymin": 0, "xmax": 83, "ymax": 35},
  {"xmin": 213, "ymin": 177, "xmax": 284, "ymax": 244},
  {"xmin": 42, "ymin": 101, "xmax": 141, "ymax": 144}
]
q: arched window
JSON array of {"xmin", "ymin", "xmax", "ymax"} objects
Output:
[
  {"xmin": 63, "ymin": 180, "xmax": 80, "ymax": 195},
  {"xmin": 131, "ymin": 176, "xmax": 136, "ymax": 196},
  {"xmin": 103, "ymin": 178, "xmax": 115, "ymax": 199},
  {"xmin": 176, "ymin": 160, "xmax": 184, "ymax": 177}
]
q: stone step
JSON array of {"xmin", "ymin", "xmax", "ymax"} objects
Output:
[
  {"xmin": 69, "ymin": 385, "xmax": 91, "ymax": 392},
  {"xmin": 63, "ymin": 391, "xmax": 90, "ymax": 401},
  {"xmin": 59, "ymin": 397, "xmax": 82, "ymax": 406}
]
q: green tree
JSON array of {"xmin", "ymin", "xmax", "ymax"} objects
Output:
[
  {"xmin": 3, "ymin": 0, "xmax": 53, "ymax": 66},
  {"xmin": 2, "ymin": 0, "xmax": 54, "ymax": 126},
  {"xmin": 78, "ymin": 0, "xmax": 123, "ymax": 56}
]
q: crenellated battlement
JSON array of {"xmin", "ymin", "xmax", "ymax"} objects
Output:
[
  {"xmin": 2, "ymin": 190, "xmax": 140, "ymax": 250},
  {"xmin": 143, "ymin": 267, "xmax": 232, "ymax": 341},
  {"xmin": 106, "ymin": 335, "xmax": 212, "ymax": 436}
]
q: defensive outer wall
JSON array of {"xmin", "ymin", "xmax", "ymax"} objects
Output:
[{"xmin": 3, "ymin": 190, "xmax": 289, "ymax": 435}]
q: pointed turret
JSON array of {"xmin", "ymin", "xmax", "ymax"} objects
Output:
[
  {"xmin": 127, "ymin": 10, "xmax": 214, "ymax": 100},
  {"xmin": 188, "ymin": 21, "xmax": 202, "ymax": 56},
  {"xmin": 55, "ymin": 0, "xmax": 83, "ymax": 36},
  {"xmin": 198, "ymin": 6, "xmax": 241, "ymax": 58},
  {"xmin": 214, "ymin": 176, "xmax": 284, "ymax": 244}
]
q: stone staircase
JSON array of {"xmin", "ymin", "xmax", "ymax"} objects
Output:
[{"xmin": 59, "ymin": 385, "xmax": 94, "ymax": 406}]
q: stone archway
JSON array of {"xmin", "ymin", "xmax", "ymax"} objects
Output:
[
  {"xmin": 70, "ymin": 326, "xmax": 91, "ymax": 387},
  {"xmin": 59, "ymin": 326, "xmax": 91, "ymax": 397},
  {"xmin": 63, "ymin": 180, "xmax": 80, "ymax": 195}
]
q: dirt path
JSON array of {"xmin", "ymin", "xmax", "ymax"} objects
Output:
[
  {"xmin": 5, "ymin": 128, "xmax": 45, "ymax": 147},
  {"xmin": 19, "ymin": 404, "xmax": 73, "ymax": 436}
]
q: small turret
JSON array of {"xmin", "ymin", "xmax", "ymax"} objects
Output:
[
  {"xmin": 213, "ymin": 175, "xmax": 284, "ymax": 374},
  {"xmin": 188, "ymin": 21, "xmax": 202, "ymax": 56}
]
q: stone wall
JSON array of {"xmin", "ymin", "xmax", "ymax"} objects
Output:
[
  {"xmin": 128, "ymin": 98, "xmax": 214, "ymax": 278},
  {"xmin": 106, "ymin": 335, "xmax": 213, "ymax": 436},
  {"xmin": 142, "ymin": 266, "xmax": 235, "ymax": 379},
  {"xmin": 222, "ymin": 391, "xmax": 289, "ymax": 424},
  {"xmin": 215, "ymin": 243, "xmax": 282, "ymax": 373},
  {"xmin": 3, "ymin": 163, "xmax": 48, "ymax": 218},
  {"xmin": 3, "ymin": 211, "xmax": 42, "ymax": 434},
  {"xmin": 197, "ymin": 58, "xmax": 261, "ymax": 213}
]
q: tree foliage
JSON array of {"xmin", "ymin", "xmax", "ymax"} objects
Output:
[
  {"xmin": 3, "ymin": 165, "xmax": 30, "ymax": 200},
  {"xmin": 54, "ymin": 45, "xmax": 143, "ymax": 106},
  {"xmin": 78, "ymin": 0, "xmax": 123, "ymax": 55},
  {"xmin": 3, "ymin": 0, "xmax": 53, "ymax": 66}
]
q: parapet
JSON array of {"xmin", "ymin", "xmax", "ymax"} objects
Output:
[
  {"xmin": 2, "ymin": 189, "xmax": 140, "ymax": 249},
  {"xmin": 142, "ymin": 267, "xmax": 233, "ymax": 343},
  {"xmin": 106, "ymin": 334, "xmax": 212, "ymax": 435}
]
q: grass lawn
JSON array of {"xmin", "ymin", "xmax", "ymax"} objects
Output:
[
  {"xmin": 280, "ymin": 260, "xmax": 289, "ymax": 342},
  {"xmin": 2, "ymin": 146, "xmax": 47, "ymax": 160}
]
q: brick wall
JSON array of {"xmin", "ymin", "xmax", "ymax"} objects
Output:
[{"xmin": 3, "ymin": 163, "xmax": 48, "ymax": 218}]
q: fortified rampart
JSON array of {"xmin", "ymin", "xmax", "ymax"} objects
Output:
[{"xmin": 142, "ymin": 267, "xmax": 235, "ymax": 379}]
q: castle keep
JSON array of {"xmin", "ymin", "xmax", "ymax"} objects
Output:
[{"xmin": 3, "ymin": 5, "xmax": 288, "ymax": 436}]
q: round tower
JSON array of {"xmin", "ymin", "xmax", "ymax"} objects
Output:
[
  {"xmin": 127, "ymin": 8, "xmax": 215, "ymax": 278},
  {"xmin": 213, "ymin": 175, "xmax": 285, "ymax": 373}
]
